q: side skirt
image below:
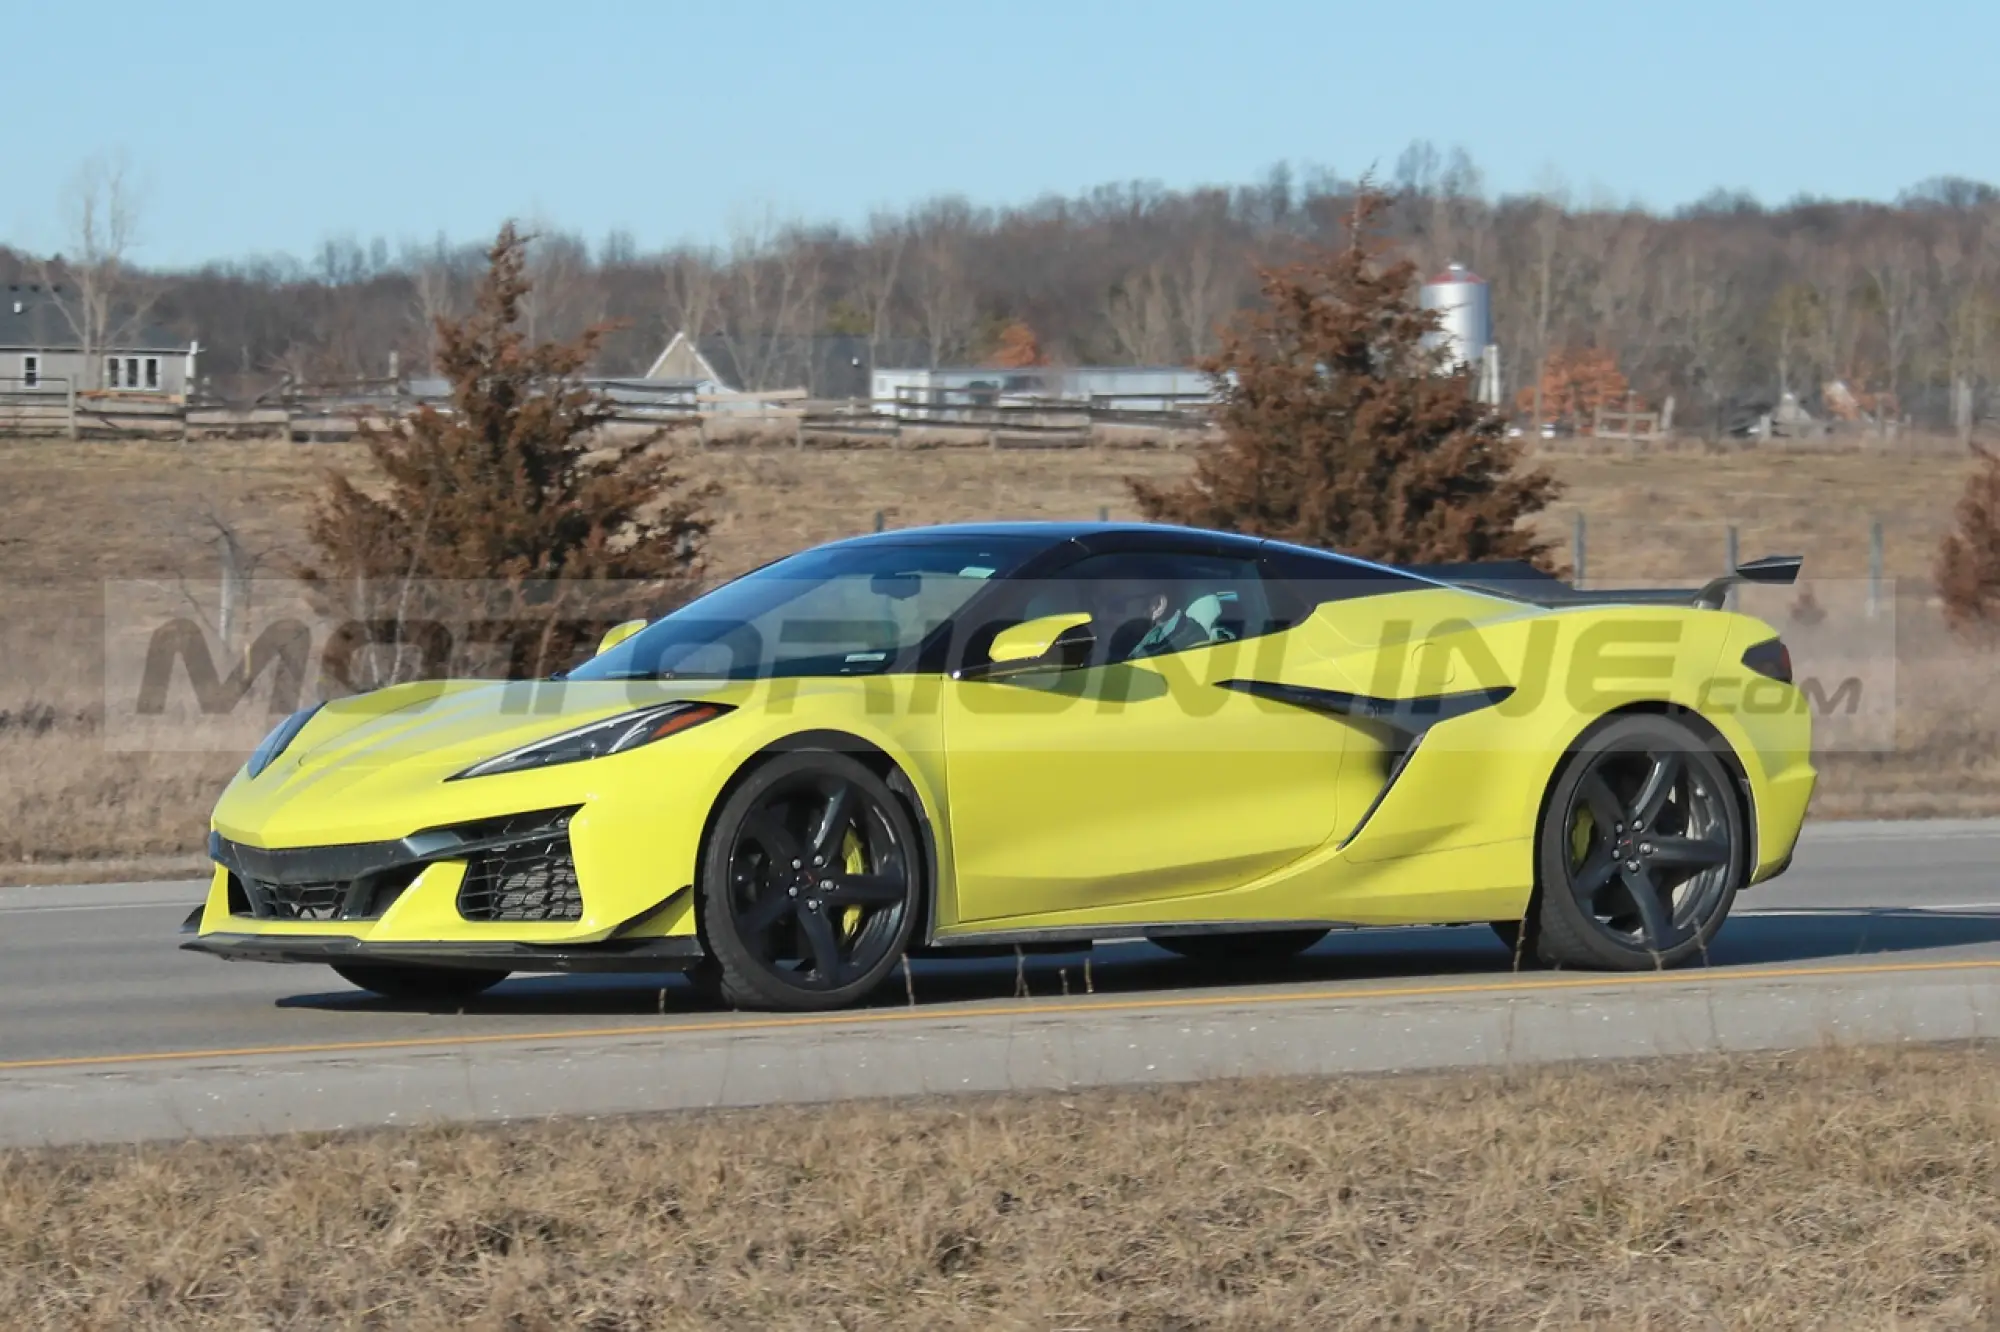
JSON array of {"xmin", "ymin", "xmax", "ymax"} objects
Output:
[{"xmin": 930, "ymin": 918, "xmax": 1359, "ymax": 951}]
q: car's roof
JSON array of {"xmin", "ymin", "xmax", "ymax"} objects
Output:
[
  {"xmin": 824, "ymin": 521, "xmax": 1454, "ymax": 589},
  {"xmin": 831, "ymin": 520, "xmax": 1213, "ymax": 543}
]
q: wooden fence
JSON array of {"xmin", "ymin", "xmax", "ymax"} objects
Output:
[
  {"xmin": 0, "ymin": 378, "xmax": 1969, "ymax": 454},
  {"xmin": 0, "ymin": 378, "xmax": 1221, "ymax": 449}
]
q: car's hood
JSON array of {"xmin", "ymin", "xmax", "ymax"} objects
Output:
[
  {"xmin": 213, "ymin": 676, "xmax": 772, "ymax": 847},
  {"xmin": 284, "ymin": 677, "xmax": 762, "ymax": 775}
]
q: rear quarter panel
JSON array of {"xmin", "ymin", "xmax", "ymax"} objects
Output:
[{"xmin": 1316, "ymin": 598, "xmax": 1752, "ymax": 860}]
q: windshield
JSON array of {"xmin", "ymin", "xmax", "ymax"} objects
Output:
[{"xmin": 568, "ymin": 537, "xmax": 1044, "ymax": 680}]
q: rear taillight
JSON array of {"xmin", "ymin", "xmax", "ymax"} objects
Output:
[{"xmin": 1742, "ymin": 638, "xmax": 1792, "ymax": 684}]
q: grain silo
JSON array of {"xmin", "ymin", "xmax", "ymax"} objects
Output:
[
  {"xmin": 1419, "ymin": 263, "xmax": 1491, "ymax": 367},
  {"xmin": 1419, "ymin": 263, "xmax": 1501, "ymax": 405}
]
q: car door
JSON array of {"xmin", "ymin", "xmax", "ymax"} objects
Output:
[{"xmin": 939, "ymin": 544, "xmax": 1352, "ymax": 924}]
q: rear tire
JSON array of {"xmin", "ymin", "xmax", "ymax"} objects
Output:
[
  {"xmin": 1530, "ymin": 714, "xmax": 1747, "ymax": 970},
  {"xmin": 1151, "ymin": 929, "xmax": 1328, "ymax": 964},
  {"xmin": 329, "ymin": 962, "xmax": 510, "ymax": 1003}
]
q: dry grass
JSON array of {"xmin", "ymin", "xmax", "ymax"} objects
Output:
[
  {"xmin": 0, "ymin": 435, "xmax": 1990, "ymax": 872},
  {"xmin": 1, "ymin": 1044, "xmax": 1995, "ymax": 1329}
]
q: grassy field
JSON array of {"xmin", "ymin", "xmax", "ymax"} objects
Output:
[
  {"xmin": 2, "ymin": 1043, "xmax": 1995, "ymax": 1329},
  {"xmin": 0, "ymin": 435, "xmax": 1988, "ymax": 874}
]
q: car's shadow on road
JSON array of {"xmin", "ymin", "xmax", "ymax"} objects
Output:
[{"xmin": 276, "ymin": 906, "xmax": 2000, "ymax": 1018}]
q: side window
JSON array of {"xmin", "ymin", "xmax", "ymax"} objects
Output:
[
  {"xmin": 1259, "ymin": 544, "xmax": 1429, "ymax": 617},
  {"xmin": 1010, "ymin": 550, "xmax": 1277, "ymax": 664}
]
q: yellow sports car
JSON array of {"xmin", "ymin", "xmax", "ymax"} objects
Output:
[{"xmin": 184, "ymin": 523, "xmax": 1814, "ymax": 1011}]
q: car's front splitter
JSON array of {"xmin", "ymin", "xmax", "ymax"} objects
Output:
[{"xmin": 181, "ymin": 930, "xmax": 704, "ymax": 974}]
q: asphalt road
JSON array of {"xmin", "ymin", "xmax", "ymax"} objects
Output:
[{"xmin": 2, "ymin": 818, "xmax": 1997, "ymax": 1147}]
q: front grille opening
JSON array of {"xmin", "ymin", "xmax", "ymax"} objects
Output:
[
  {"xmin": 236, "ymin": 874, "xmax": 346, "ymax": 921},
  {"xmin": 355, "ymin": 864, "xmax": 423, "ymax": 920},
  {"xmin": 457, "ymin": 817, "xmax": 583, "ymax": 922},
  {"xmin": 227, "ymin": 867, "xmax": 417, "ymax": 921}
]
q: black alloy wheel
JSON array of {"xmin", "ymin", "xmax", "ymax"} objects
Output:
[
  {"xmin": 1529, "ymin": 714, "xmax": 1747, "ymax": 970},
  {"xmin": 329, "ymin": 962, "xmax": 511, "ymax": 1004},
  {"xmin": 699, "ymin": 750, "xmax": 922, "ymax": 1011}
]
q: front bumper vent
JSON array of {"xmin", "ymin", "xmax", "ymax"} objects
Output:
[
  {"xmin": 236, "ymin": 876, "xmax": 344, "ymax": 920},
  {"xmin": 456, "ymin": 812, "xmax": 583, "ymax": 922},
  {"xmin": 211, "ymin": 807, "xmax": 582, "ymax": 925},
  {"xmin": 228, "ymin": 865, "xmax": 420, "ymax": 922}
]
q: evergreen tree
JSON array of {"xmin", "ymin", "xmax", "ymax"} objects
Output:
[
  {"xmin": 1132, "ymin": 190, "xmax": 1560, "ymax": 568},
  {"xmin": 1937, "ymin": 443, "xmax": 2000, "ymax": 632},
  {"xmin": 302, "ymin": 223, "xmax": 713, "ymax": 683}
]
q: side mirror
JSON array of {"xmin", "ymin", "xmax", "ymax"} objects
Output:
[
  {"xmin": 960, "ymin": 612, "xmax": 1096, "ymax": 680},
  {"xmin": 596, "ymin": 619, "xmax": 648, "ymax": 656}
]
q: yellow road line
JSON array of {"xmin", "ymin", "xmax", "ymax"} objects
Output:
[{"xmin": 4, "ymin": 957, "xmax": 1998, "ymax": 1074}]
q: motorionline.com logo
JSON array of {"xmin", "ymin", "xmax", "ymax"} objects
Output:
[{"xmin": 102, "ymin": 578, "xmax": 1898, "ymax": 753}]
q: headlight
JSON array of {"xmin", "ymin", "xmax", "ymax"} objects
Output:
[
  {"xmin": 448, "ymin": 702, "xmax": 730, "ymax": 781},
  {"xmin": 245, "ymin": 703, "xmax": 323, "ymax": 778}
]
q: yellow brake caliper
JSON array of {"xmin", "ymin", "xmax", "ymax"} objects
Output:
[
  {"xmin": 839, "ymin": 829, "xmax": 866, "ymax": 939},
  {"xmin": 1571, "ymin": 806, "xmax": 1595, "ymax": 876}
]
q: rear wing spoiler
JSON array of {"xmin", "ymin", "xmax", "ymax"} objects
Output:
[{"xmin": 1405, "ymin": 555, "xmax": 1802, "ymax": 611}]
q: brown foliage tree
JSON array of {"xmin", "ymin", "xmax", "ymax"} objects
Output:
[
  {"xmin": 1515, "ymin": 346, "xmax": 1630, "ymax": 429},
  {"xmin": 1132, "ymin": 191, "xmax": 1561, "ymax": 567},
  {"xmin": 1937, "ymin": 443, "xmax": 2000, "ymax": 631},
  {"xmin": 992, "ymin": 319, "xmax": 1049, "ymax": 368},
  {"xmin": 301, "ymin": 223, "xmax": 714, "ymax": 685}
]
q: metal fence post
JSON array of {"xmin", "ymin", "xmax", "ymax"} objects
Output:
[
  {"xmin": 1572, "ymin": 512, "xmax": 1587, "ymax": 588},
  {"xmin": 873, "ymin": 509, "xmax": 885, "ymax": 534},
  {"xmin": 1868, "ymin": 520, "xmax": 1884, "ymax": 619},
  {"xmin": 1099, "ymin": 505, "xmax": 1110, "ymax": 523},
  {"xmin": 1725, "ymin": 525, "xmax": 1740, "ymax": 610}
]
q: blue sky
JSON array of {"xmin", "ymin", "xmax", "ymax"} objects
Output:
[{"xmin": 8, "ymin": 0, "xmax": 1996, "ymax": 268}]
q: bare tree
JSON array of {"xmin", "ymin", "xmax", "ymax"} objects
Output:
[
  {"xmin": 1105, "ymin": 262, "xmax": 1178, "ymax": 364},
  {"xmin": 1863, "ymin": 231, "xmax": 1932, "ymax": 411},
  {"xmin": 1661, "ymin": 238, "xmax": 1748, "ymax": 436},
  {"xmin": 1806, "ymin": 249, "xmax": 1868, "ymax": 398},
  {"xmin": 517, "ymin": 225, "xmax": 598, "ymax": 348},
  {"xmin": 1166, "ymin": 208, "xmax": 1241, "ymax": 362},
  {"xmin": 402, "ymin": 234, "xmax": 465, "ymax": 374},
  {"xmin": 1570, "ymin": 209, "xmax": 1660, "ymax": 390},
  {"xmin": 1523, "ymin": 190, "xmax": 1569, "ymax": 427},
  {"xmin": 661, "ymin": 246, "xmax": 721, "ymax": 350},
  {"xmin": 1394, "ymin": 143, "xmax": 1494, "ymax": 279},
  {"xmin": 37, "ymin": 153, "xmax": 157, "ymax": 392},
  {"xmin": 712, "ymin": 210, "xmax": 821, "ymax": 390},
  {"xmin": 851, "ymin": 212, "xmax": 907, "ymax": 367},
  {"xmin": 908, "ymin": 201, "xmax": 978, "ymax": 367},
  {"xmin": 1934, "ymin": 212, "xmax": 1999, "ymax": 415},
  {"xmin": 314, "ymin": 236, "xmax": 373, "ymax": 287},
  {"xmin": 1767, "ymin": 280, "xmax": 1818, "ymax": 401}
]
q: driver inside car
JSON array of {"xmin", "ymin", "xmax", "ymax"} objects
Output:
[{"xmin": 1097, "ymin": 582, "xmax": 1210, "ymax": 661}]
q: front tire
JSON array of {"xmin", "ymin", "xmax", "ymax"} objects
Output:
[
  {"xmin": 1530, "ymin": 714, "xmax": 1747, "ymax": 970},
  {"xmin": 698, "ymin": 750, "xmax": 922, "ymax": 1011},
  {"xmin": 330, "ymin": 962, "xmax": 510, "ymax": 1003}
]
